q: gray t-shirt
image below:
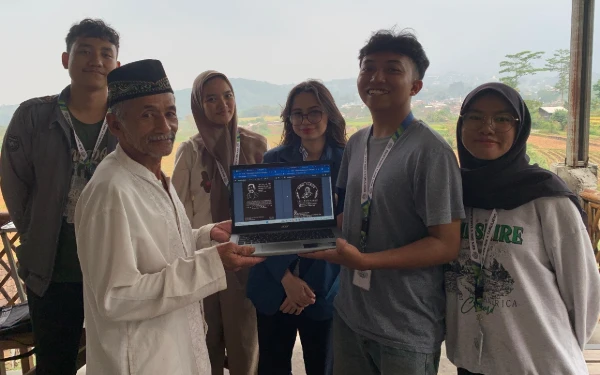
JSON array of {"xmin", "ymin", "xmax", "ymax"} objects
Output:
[{"xmin": 335, "ymin": 120, "xmax": 465, "ymax": 353}]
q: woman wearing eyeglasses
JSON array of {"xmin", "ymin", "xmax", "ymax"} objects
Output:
[
  {"xmin": 246, "ymin": 80, "xmax": 346, "ymax": 375},
  {"xmin": 172, "ymin": 70, "xmax": 268, "ymax": 375},
  {"xmin": 444, "ymin": 82, "xmax": 600, "ymax": 375}
]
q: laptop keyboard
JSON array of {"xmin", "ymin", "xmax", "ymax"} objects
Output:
[{"xmin": 237, "ymin": 229, "xmax": 335, "ymax": 245}]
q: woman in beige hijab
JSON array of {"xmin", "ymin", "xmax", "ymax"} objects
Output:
[{"xmin": 172, "ymin": 70, "xmax": 267, "ymax": 375}]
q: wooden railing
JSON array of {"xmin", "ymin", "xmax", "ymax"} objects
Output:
[{"xmin": 580, "ymin": 189, "xmax": 600, "ymax": 262}]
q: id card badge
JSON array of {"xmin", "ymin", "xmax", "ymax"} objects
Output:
[
  {"xmin": 477, "ymin": 328, "xmax": 484, "ymax": 365},
  {"xmin": 353, "ymin": 270, "xmax": 372, "ymax": 291}
]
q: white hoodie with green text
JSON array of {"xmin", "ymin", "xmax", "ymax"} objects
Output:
[{"xmin": 445, "ymin": 196, "xmax": 600, "ymax": 375}]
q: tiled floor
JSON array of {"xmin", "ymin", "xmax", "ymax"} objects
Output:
[
  {"xmin": 220, "ymin": 334, "xmax": 457, "ymax": 375},
  {"xmin": 247, "ymin": 322, "xmax": 600, "ymax": 375},
  {"xmin": 78, "ymin": 323, "xmax": 600, "ymax": 375}
]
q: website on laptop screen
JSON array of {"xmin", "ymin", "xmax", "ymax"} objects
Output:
[{"xmin": 231, "ymin": 164, "xmax": 334, "ymax": 227}]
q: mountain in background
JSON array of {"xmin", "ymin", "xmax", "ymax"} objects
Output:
[
  {"xmin": 175, "ymin": 77, "xmax": 362, "ymax": 119},
  {"xmin": 0, "ymin": 77, "xmax": 362, "ymax": 126},
  {"xmin": 3, "ymin": 71, "xmax": 599, "ymax": 127}
]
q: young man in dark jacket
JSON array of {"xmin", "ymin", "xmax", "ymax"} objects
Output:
[{"xmin": 0, "ymin": 18, "xmax": 120, "ymax": 375}]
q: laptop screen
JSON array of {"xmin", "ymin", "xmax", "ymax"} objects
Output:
[{"xmin": 231, "ymin": 162, "xmax": 335, "ymax": 229}]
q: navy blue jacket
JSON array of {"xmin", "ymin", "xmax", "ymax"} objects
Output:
[{"xmin": 246, "ymin": 141, "xmax": 344, "ymax": 320}]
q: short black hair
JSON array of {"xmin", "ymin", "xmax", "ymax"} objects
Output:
[
  {"xmin": 65, "ymin": 18, "xmax": 120, "ymax": 53},
  {"xmin": 358, "ymin": 28, "xmax": 430, "ymax": 80}
]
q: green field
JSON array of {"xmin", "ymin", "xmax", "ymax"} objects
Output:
[{"xmin": 0, "ymin": 110, "xmax": 596, "ymax": 213}]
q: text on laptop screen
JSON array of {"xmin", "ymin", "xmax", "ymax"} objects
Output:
[{"xmin": 231, "ymin": 164, "xmax": 334, "ymax": 227}]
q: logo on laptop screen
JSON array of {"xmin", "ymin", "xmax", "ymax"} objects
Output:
[
  {"xmin": 295, "ymin": 181, "xmax": 318, "ymax": 201},
  {"xmin": 293, "ymin": 179, "xmax": 324, "ymax": 218}
]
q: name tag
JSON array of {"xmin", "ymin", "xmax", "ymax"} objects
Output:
[{"xmin": 352, "ymin": 270, "xmax": 371, "ymax": 291}]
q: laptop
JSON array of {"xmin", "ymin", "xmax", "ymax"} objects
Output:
[{"xmin": 229, "ymin": 160, "xmax": 342, "ymax": 256}]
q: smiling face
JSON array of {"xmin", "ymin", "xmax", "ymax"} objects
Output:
[
  {"xmin": 107, "ymin": 93, "xmax": 178, "ymax": 166},
  {"xmin": 357, "ymin": 51, "xmax": 422, "ymax": 112},
  {"xmin": 289, "ymin": 92, "xmax": 328, "ymax": 142},
  {"xmin": 461, "ymin": 93, "xmax": 518, "ymax": 161},
  {"xmin": 62, "ymin": 37, "xmax": 119, "ymax": 90},
  {"xmin": 202, "ymin": 77, "xmax": 236, "ymax": 126}
]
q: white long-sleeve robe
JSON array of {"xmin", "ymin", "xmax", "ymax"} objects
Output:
[{"xmin": 74, "ymin": 145, "xmax": 227, "ymax": 375}]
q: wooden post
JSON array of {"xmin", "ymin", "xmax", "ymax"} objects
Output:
[{"xmin": 566, "ymin": 0, "xmax": 595, "ymax": 167}]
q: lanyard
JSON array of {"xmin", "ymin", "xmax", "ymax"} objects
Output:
[
  {"xmin": 58, "ymin": 99, "xmax": 108, "ymax": 165},
  {"xmin": 299, "ymin": 144, "xmax": 309, "ymax": 161},
  {"xmin": 359, "ymin": 112, "xmax": 414, "ymax": 251},
  {"xmin": 468, "ymin": 208, "xmax": 498, "ymax": 312},
  {"xmin": 215, "ymin": 130, "xmax": 241, "ymax": 188}
]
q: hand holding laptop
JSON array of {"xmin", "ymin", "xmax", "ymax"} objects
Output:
[
  {"xmin": 210, "ymin": 220, "xmax": 233, "ymax": 243},
  {"xmin": 301, "ymin": 238, "xmax": 369, "ymax": 270},
  {"xmin": 211, "ymin": 220, "xmax": 265, "ymax": 271},
  {"xmin": 217, "ymin": 242, "xmax": 265, "ymax": 272}
]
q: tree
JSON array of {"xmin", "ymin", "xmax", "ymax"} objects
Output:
[
  {"xmin": 499, "ymin": 51, "xmax": 546, "ymax": 90},
  {"xmin": 593, "ymin": 79, "xmax": 600, "ymax": 99},
  {"xmin": 524, "ymin": 99, "xmax": 543, "ymax": 114},
  {"xmin": 551, "ymin": 109, "xmax": 568, "ymax": 130},
  {"xmin": 545, "ymin": 49, "xmax": 570, "ymax": 103}
]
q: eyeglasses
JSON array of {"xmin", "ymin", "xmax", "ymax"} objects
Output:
[
  {"xmin": 290, "ymin": 110, "xmax": 323, "ymax": 126},
  {"xmin": 460, "ymin": 112, "xmax": 519, "ymax": 133}
]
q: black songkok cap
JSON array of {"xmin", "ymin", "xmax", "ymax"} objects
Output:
[{"xmin": 107, "ymin": 59, "xmax": 173, "ymax": 107}]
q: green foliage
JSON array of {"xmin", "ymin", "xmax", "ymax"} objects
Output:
[
  {"xmin": 424, "ymin": 108, "xmax": 455, "ymax": 123},
  {"xmin": 593, "ymin": 79, "xmax": 600, "ymax": 100},
  {"xmin": 531, "ymin": 111, "xmax": 559, "ymax": 133},
  {"xmin": 537, "ymin": 89, "xmax": 560, "ymax": 104},
  {"xmin": 524, "ymin": 99, "xmax": 543, "ymax": 114},
  {"xmin": 550, "ymin": 109, "xmax": 568, "ymax": 130},
  {"xmin": 499, "ymin": 76, "xmax": 519, "ymax": 89},
  {"xmin": 239, "ymin": 105, "xmax": 281, "ymax": 118},
  {"xmin": 499, "ymin": 50, "xmax": 546, "ymax": 90},
  {"xmin": 429, "ymin": 123, "xmax": 456, "ymax": 148},
  {"xmin": 590, "ymin": 126, "xmax": 600, "ymax": 137},
  {"xmin": 545, "ymin": 49, "xmax": 570, "ymax": 102},
  {"xmin": 527, "ymin": 146, "xmax": 549, "ymax": 169}
]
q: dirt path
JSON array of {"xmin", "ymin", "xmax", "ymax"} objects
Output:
[{"xmin": 529, "ymin": 134, "xmax": 600, "ymax": 152}]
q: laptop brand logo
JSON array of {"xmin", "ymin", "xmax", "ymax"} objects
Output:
[{"xmin": 281, "ymin": 225, "xmax": 289, "ymax": 228}]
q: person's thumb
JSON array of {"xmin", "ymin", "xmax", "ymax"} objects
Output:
[
  {"xmin": 336, "ymin": 238, "xmax": 348, "ymax": 253},
  {"xmin": 303, "ymin": 284, "xmax": 316, "ymax": 298},
  {"xmin": 236, "ymin": 245, "xmax": 256, "ymax": 257}
]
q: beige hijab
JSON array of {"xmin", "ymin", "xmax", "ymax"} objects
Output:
[{"xmin": 191, "ymin": 70, "xmax": 267, "ymax": 222}]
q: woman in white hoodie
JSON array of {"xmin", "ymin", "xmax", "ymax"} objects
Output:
[{"xmin": 445, "ymin": 82, "xmax": 600, "ymax": 375}]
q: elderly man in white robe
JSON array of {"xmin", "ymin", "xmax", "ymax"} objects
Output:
[{"xmin": 74, "ymin": 59, "xmax": 264, "ymax": 375}]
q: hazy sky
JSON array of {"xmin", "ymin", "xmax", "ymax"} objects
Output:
[{"xmin": 0, "ymin": 0, "xmax": 596, "ymax": 104}]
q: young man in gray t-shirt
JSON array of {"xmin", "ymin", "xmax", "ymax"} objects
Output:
[{"xmin": 303, "ymin": 29, "xmax": 465, "ymax": 375}]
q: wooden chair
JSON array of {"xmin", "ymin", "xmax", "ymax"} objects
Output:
[
  {"xmin": 0, "ymin": 222, "xmax": 34, "ymax": 375},
  {"xmin": 0, "ymin": 222, "xmax": 87, "ymax": 375}
]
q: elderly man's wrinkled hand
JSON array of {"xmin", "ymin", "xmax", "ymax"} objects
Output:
[
  {"xmin": 217, "ymin": 242, "xmax": 265, "ymax": 271},
  {"xmin": 210, "ymin": 220, "xmax": 232, "ymax": 243}
]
